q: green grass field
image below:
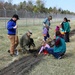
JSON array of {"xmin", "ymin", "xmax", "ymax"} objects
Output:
[{"xmin": 0, "ymin": 18, "xmax": 75, "ymax": 75}]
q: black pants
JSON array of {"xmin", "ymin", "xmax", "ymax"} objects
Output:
[{"xmin": 65, "ymin": 32, "xmax": 70, "ymax": 42}]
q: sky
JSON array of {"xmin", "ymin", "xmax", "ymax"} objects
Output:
[{"xmin": 4, "ymin": 0, "xmax": 75, "ymax": 12}]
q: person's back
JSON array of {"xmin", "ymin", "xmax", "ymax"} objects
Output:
[
  {"xmin": 20, "ymin": 33, "xmax": 29, "ymax": 48},
  {"xmin": 54, "ymin": 36, "xmax": 66, "ymax": 53},
  {"xmin": 20, "ymin": 30, "xmax": 35, "ymax": 52}
]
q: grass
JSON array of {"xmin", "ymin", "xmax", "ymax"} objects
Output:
[
  {"xmin": 28, "ymin": 35, "xmax": 75, "ymax": 75},
  {"xmin": 0, "ymin": 18, "xmax": 75, "ymax": 75}
]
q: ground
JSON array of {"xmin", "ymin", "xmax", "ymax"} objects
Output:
[
  {"xmin": 0, "ymin": 18, "xmax": 75, "ymax": 75},
  {"xmin": 27, "ymin": 35, "xmax": 75, "ymax": 75}
]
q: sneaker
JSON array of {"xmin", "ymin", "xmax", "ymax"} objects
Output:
[
  {"xmin": 8, "ymin": 50, "xmax": 10, "ymax": 53},
  {"xmin": 57, "ymin": 56, "xmax": 61, "ymax": 59},
  {"xmin": 14, "ymin": 50, "xmax": 19, "ymax": 56}
]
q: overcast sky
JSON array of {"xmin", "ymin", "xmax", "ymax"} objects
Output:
[{"xmin": 4, "ymin": 0, "xmax": 75, "ymax": 12}]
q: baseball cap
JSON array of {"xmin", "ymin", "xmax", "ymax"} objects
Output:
[
  {"xmin": 28, "ymin": 30, "xmax": 32, "ymax": 34},
  {"xmin": 12, "ymin": 14, "xmax": 19, "ymax": 20}
]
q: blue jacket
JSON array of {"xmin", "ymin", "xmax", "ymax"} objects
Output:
[
  {"xmin": 7, "ymin": 19, "xmax": 16, "ymax": 35},
  {"xmin": 54, "ymin": 36, "xmax": 66, "ymax": 53}
]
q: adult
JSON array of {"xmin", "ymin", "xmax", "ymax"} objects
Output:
[
  {"xmin": 61, "ymin": 17, "xmax": 70, "ymax": 42},
  {"xmin": 45, "ymin": 31, "xmax": 66, "ymax": 59},
  {"xmin": 20, "ymin": 30, "xmax": 35, "ymax": 53},
  {"xmin": 7, "ymin": 14, "xmax": 19, "ymax": 56},
  {"xmin": 43, "ymin": 16, "xmax": 52, "ymax": 40}
]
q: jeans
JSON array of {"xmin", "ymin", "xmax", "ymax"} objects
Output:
[{"xmin": 45, "ymin": 47, "xmax": 65, "ymax": 59}]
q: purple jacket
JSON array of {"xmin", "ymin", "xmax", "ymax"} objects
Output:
[
  {"xmin": 39, "ymin": 44, "xmax": 50, "ymax": 54},
  {"xmin": 43, "ymin": 27, "xmax": 48, "ymax": 36}
]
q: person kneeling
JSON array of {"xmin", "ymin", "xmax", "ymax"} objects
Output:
[{"xmin": 45, "ymin": 31, "xmax": 66, "ymax": 59}]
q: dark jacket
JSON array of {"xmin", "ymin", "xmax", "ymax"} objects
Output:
[{"xmin": 20, "ymin": 33, "xmax": 35, "ymax": 50}]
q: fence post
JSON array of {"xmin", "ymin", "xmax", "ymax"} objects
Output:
[
  {"xmin": 15, "ymin": 8, "xmax": 17, "ymax": 14},
  {"xmin": 3, "ymin": 7, "xmax": 6, "ymax": 28}
]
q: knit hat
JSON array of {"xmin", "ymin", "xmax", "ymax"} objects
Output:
[{"xmin": 55, "ymin": 26, "xmax": 60, "ymax": 31}]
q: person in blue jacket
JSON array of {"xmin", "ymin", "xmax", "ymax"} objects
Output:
[
  {"xmin": 45, "ymin": 31, "xmax": 66, "ymax": 59},
  {"xmin": 43, "ymin": 16, "xmax": 52, "ymax": 39},
  {"xmin": 7, "ymin": 14, "xmax": 19, "ymax": 56}
]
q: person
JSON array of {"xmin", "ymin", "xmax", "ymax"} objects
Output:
[
  {"xmin": 54, "ymin": 25, "xmax": 60, "ymax": 39},
  {"xmin": 20, "ymin": 30, "xmax": 35, "ymax": 53},
  {"xmin": 43, "ymin": 16, "xmax": 52, "ymax": 39},
  {"xmin": 45, "ymin": 31, "xmax": 66, "ymax": 59},
  {"xmin": 7, "ymin": 14, "xmax": 19, "ymax": 56},
  {"xmin": 55, "ymin": 25, "xmax": 65, "ymax": 39},
  {"xmin": 38, "ymin": 40, "xmax": 50, "ymax": 55},
  {"xmin": 43, "ymin": 26, "xmax": 48, "ymax": 41},
  {"xmin": 55, "ymin": 26, "xmax": 60, "ymax": 31},
  {"xmin": 61, "ymin": 17, "xmax": 70, "ymax": 42}
]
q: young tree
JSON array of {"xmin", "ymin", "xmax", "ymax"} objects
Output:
[
  {"xmin": 26, "ymin": 0, "xmax": 34, "ymax": 11},
  {"xmin": 0, "ymin": 0, "xmax": 4, "ymax": 9},
  {"xmin": 8, "ymin": 0, "xmax": 13, "ymax": 3},
  {"xmin": 36, "ymin": 0, "xmax": 45, "ymax": 13}
]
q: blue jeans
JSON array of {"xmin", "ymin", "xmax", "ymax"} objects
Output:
[{"xmin": 45, "ymin": 47, "xmax": 65, "ymax": 59}]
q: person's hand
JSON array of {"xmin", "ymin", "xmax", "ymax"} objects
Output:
[
  {"xmin": 38, "ymin": 53, "xmax": 40, "ymax": 55},
  {"xmin": 50, "ymin": 27, "xmax": 52, "ymax": 29},
  {"xmin": 13, "ymin": 25, "xmax": 18, "ymax": 29},
  {"xmin": 65, "ymin": 31, "xmax": 66, "ymax": 33}
]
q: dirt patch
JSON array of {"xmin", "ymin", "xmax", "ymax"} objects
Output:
[{"xmin": 0, "ymin": 54, "xmax": 44, "ymax": 75}]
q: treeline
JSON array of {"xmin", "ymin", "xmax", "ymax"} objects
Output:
[{"xmin": 0, "ymin": 0, "xmax": 75, "ymax": 15}]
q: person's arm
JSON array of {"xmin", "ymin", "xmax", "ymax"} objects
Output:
[
  {"xmin": 43, "ymin": 18, "xmax": 48, "ymax": 26},
  {"xmin": 7, "ymin": 21, "xmax": 14, "ymax": 29},
  {"xmin": 7, "ymin": 21, "xmax": 17, "ymax": 30},
  {"xmin": 38, "ymin": 46, "xmax": 44, "ymax": 54},
  {"xmin": 49, "ymin": 26, "xmax": 52, "ymax": 29}
]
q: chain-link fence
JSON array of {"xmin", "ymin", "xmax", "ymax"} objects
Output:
[{"xmin": 0, "ymin": 9, "xmax": 75, "ymax": 28}]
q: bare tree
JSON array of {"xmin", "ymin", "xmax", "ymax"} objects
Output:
[
  {"xmin": 8, "ymin": 0, "xmax": 13, "ymax": 3},
  {"xmin": 0, "ymin": 0, "xmax": 4, "ymax": 3},
  {"xmin": 0, "ymin": 0, "xmax": 4, "ymax": 8}
]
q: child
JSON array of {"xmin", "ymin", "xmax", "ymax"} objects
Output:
[
  {"xmin": 55, "ymin": 26, "xmax": 60, "ymax": 31},
  {"xmin": 54, "ymin": 25, "xmax": 64, "ymax": 39},
  {"xmin": 43, "ymin": 26, "xmax": 48, "ymax": 41},
  {"xmin": 38, "ymin": 41, "xmax": 50, "ymax": 54}
]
